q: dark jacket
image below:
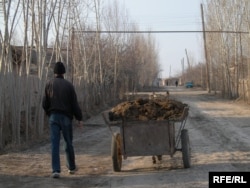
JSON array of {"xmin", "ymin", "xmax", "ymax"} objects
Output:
[{"xmin": 42, "ymin": 75, "xmax": 83, "ymax": 121}]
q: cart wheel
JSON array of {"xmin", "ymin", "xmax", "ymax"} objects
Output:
[
  {"xmin": 181, "ymin": 129, "xmax": 191, "ymax": 168},
  {"xmin": 111, "ymin": 132, "xmax": 122, "ymax": 172}
]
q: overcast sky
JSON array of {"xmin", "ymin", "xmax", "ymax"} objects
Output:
[{"xmin": 122, "ymin": 0, "xmax": 204, "ymax": 78}]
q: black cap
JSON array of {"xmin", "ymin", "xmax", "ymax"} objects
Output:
[{"xmin": 54, "ymin": 62, "xmax": 66, "ymax": 74}]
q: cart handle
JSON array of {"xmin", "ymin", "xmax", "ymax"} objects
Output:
[
  {"xmin": 102, "ymin": 110, "xmax": 121, "ymax": 139},
  {"xmin": 172, "ymin": 106, "xmax": 189, "ymax": 122},
  {"xmin": 181, "ymin": 106, "xmax": 189, "ymax": 119},
  {"xmin": 101, "ymin": 110, "xmax": 121, "ymax": 126}
]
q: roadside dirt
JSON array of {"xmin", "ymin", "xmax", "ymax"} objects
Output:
[{"xmin": 1, "ymin": 86, "xmax": 250, "ymax": 188}]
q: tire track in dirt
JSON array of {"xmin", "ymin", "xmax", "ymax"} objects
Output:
[{"xmin": 177, "ymin": 91, "xmax": 250, "ymax": 173}]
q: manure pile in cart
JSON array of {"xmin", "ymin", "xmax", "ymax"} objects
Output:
[{"xmin": 109, "ymin": 98, "xmax": 188, "ymax": 121}]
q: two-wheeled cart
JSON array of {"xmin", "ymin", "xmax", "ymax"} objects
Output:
[{"xmin": 102, "ymin": 106, "xmax": 190, "ymax": 172}]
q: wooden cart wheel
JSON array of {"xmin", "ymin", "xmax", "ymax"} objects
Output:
[
  {"xmin": 181, "ymin": 129, "xmax": 191, "ymax": 168},
  {"xmin": 111, "ymin": 132, "xmax": 122, "ymax": 172}
]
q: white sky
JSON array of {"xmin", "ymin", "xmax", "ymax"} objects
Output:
[{"xmin": 122, "ymin": 0, "xmax": 205, "ymax": 78}]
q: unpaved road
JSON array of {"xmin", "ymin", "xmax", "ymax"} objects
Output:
[{"xmin": 1, "ymin": 87, "xmax": 250, "ymax": 188}]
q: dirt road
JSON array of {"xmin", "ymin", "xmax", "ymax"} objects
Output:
[{"xmin": 1, "ymin": 87, "xmax": 250, "ymax": 188}]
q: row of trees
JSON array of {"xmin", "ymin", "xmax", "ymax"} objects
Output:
[
  {"xmin": 184, "ymin": 0, "xmax": 250, "ymax": 101},
  {"xmin": 0, "ymin": 0, "xmax": 159, "ymax": 149},
  {"xmin": 204, "ymin": 0, "xmax": 250, "ymax": 100}
]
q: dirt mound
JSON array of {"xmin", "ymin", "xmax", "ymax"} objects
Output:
[{"xmin": 109, "ymin": 98, "xmax": 188, "ymax": 121}]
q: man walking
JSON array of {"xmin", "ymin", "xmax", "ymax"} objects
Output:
[{"xmin": 42, "ymin": 62, "xmax": 83, "ymax": 178}]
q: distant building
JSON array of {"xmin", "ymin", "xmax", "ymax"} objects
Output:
[{"xmin": 164, "ymin": 77, "xmax": 180, "ymax": 86}]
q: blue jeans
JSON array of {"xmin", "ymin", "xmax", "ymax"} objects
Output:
[{"xmin": 49, "ymin": 113, "xmax": 76, "ymax": 173}]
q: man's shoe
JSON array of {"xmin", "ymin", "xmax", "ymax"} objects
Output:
[
  {"xmin": 51, "ymin": 172, "xmax": 60, "ymax": 178},
  {"xmin": 68, "ymin": 167, "xmax": 78, "ymax": 174}
]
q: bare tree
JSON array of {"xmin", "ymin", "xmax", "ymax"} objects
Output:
[
  {"xmin": 204, "ymin": 0, "xmax": 247, "ymax": 99},
  {"xmin": 0, "ymin": 0, "xmax": 162, "ymax": 150}
]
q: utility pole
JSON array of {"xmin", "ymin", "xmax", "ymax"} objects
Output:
[
  {"xmin": 201, "ymin": 3, "xmax": 211, "ymax": 93},
  {"xmin": 169, "ymin": 65, "xmax": 171, "ymax": 78},
  {"xmin": 181, "ymin": 58, "xmax": 185, "ymax": 84},
  {"xmin": 199, "ymin": 62, "xmax": 203, "ymax": 88},
  {"xmin": 185, "ymin": 49, "xmax": 190, "ymax": 69}
]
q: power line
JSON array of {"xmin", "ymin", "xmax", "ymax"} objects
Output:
[{"xmin": 73, "ymin": 30, "xmax": 249, "ymax": 34}]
